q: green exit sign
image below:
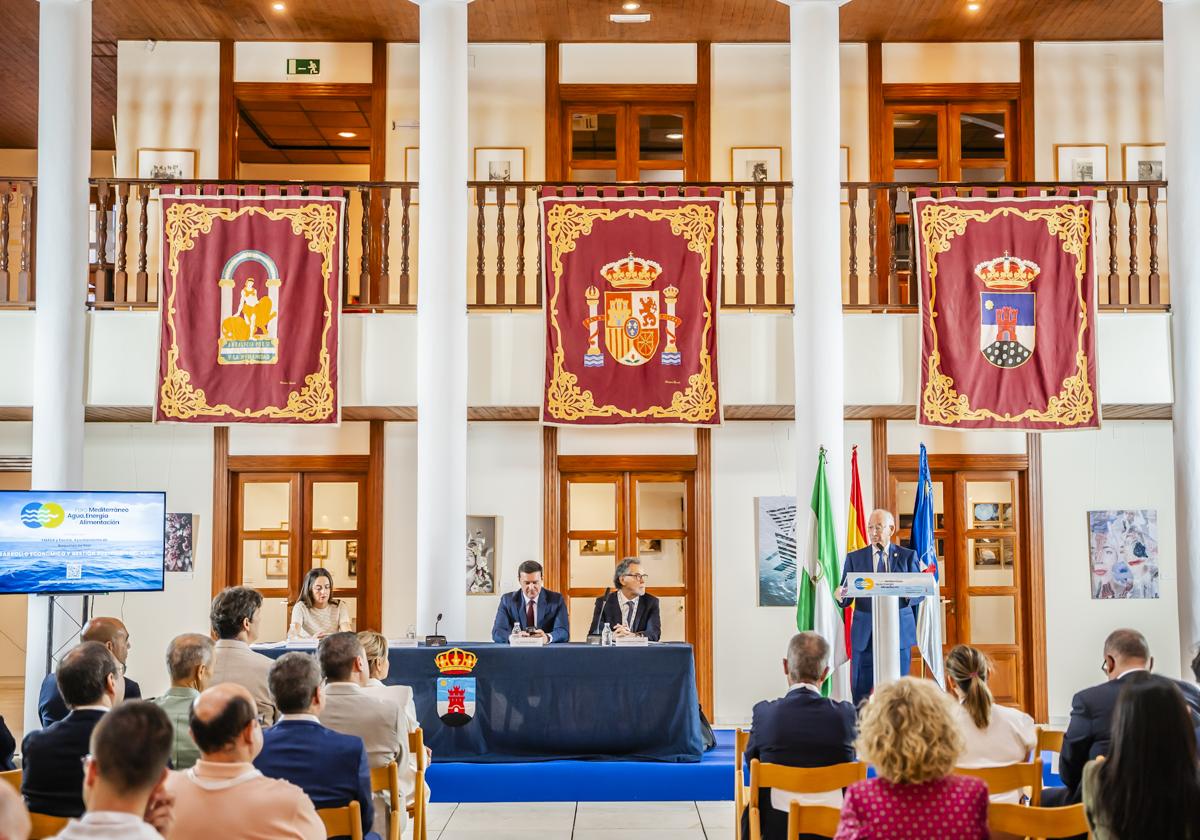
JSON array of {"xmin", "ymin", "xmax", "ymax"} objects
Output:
[{"xmin": 286, "ymin": 58, "xmax": 321, "ymax": 76}]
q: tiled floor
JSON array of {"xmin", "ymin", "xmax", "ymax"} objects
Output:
[{"xmin": 403, "ymin": 801, "xmax": 734, "ymax": 840}]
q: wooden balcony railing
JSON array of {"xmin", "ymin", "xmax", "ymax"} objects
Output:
[{"xmin": 0, "ymin": 177, "xmax": 1171, "ymax": 313}]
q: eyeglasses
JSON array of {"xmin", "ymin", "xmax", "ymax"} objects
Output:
[
  {"xmin": 80, "ymin": 754, "xmax": 93, "ymax": 769},
  {"xmin": 624, "ymin": 573, "xmax": 650, "ymax": 581},
  {"xmin": 254, "ymin": 714, "xmax": 270, "ymax": 727}
]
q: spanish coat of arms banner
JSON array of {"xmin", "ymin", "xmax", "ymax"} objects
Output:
[
  {"xmin": 912, "ymin": 195, "xmax": 1100, "ymax": 431},
  {"xmin": 155, "ymin": 194, "xmax": 344, "ymax": 424},
  {"xmin": 541, "ymin": 194, "xmax": 721, "ymax": 426}
]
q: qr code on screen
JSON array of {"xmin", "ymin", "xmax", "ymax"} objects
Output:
[{"xmin": 66, "ymin": 564, "xmax": 82, "ymax": 580}]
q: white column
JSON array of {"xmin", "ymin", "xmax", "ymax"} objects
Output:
[
  {"xmin": 1164, "ymin": 0, "xmax": 1200, "ymax": 672},
  {"xmin": 25, "ymin": 0, "xmax": 91, "ymax": 733},
  {"xmin": 783, "ymin": 0, "xmax": 848, "ymax": 545},
  {"xmin": 412, "ymin": 0, "xmax": 470, "ymax": 640}
]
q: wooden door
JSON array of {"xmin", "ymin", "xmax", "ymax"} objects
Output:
[{"xmin": 563, "ymin": 101, "xmax": 695, "ymax": 182}]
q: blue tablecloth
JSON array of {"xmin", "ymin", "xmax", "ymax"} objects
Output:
[{"xmin": 261, "ymin": 642, "xmax": 705, "ymax": 763}]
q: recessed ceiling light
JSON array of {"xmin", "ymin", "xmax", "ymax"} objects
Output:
[
  {"xmin": 337, "ymin": 131, "xmax": 357, "ymax": 138},
  {"xmin": 994, "ymin": 132, "xmax": 1005, "ymax": 139},
  {"xmin": 666, "ymin": 132, "xmax": 683, "ymax": 140},
  {"xmin": 966, "ymin": 2, "xmax": 981, "ymax": 11},
  {"xmin": 622, "ymin": 1, "xmax": 641, "ymax": 9},
  {"xmin": 271, "ymin": 2, "xmax": 285, "ymax": 10},
  {"xmin": 610, "ymin": 12, "xmax": 650, "ymax": 23}
]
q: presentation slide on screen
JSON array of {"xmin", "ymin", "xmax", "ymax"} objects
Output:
[{"xmin": 0, "ymin": 491, "xmax": 166, "ymax": 595}]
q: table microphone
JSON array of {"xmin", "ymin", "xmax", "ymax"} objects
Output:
[
  {"xmin": 425, "ymin": 612, "xmax": 447, "ymax": 647},
  {"xmin": 587, "ymin": 588, "xmax": 613, "ymax": 645}
]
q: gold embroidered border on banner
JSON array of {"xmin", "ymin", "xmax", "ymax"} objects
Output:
[
  {"xmin": 545, "ymin": 202, "xmax": 718, "ymax": 422},
  {"xmin": 920, "ymin": 201, "xmax": 1095, "ymax": 426},
  {"xmin": 159, "ymin": 201, "xmax": 339, "ymax": 421}
]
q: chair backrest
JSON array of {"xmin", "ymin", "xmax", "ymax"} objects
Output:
[
  {"xmin": 0, "ymin": 768, "xmax": 19, "ymax": 790},
  {"xmin": 408, "ymin": 727, "xmax": 426, "ymax": 840},
  {"xmin": 956, "ymin": 759, "xmax": 1044, "ymax": 805},
  {"xmin": 734, "ymin": 728, "xmax": 750, "ymax": 840},
  {"xmin": 409, "ymin": 728, "xmax": 426, "ymax": 773},
  {"xmin": 28, "ymin": 813, "xmax": 70, "ymax": 840},
  {"xmin": 369, "ymin": 760, "xmax": 401, "ymax": 812},
  {"xmin": 786, "ymin": 802, "xmax": 841, "ymax": 839},
  {"xmin": 1036, "ymin": 725, "xmax": 1065, "ymax": 755},
  {"xmin": 749, "ymin": 759, "xmax": 868, "ymax": 808},
  {"xmin": 988, "ymin": 802, "xmax": 1089, "ymax": 838},
  {"xmin": 317, "ymin": 800, "xmax": 364, "ymax": 840}
]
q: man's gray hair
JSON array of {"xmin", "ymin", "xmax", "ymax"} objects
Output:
[
  {"xmin": 268, "ymin": 651, "xmax": 323, "ymax": 715},
  {"xmin": 613, "ymin": 557, "xmax": 640, "ymax": 588},
  {"xmin": 787, "ymin": 632, "xmax": 830, "ymax": 684},
  {"xmin": 166, "ymin": 633, "xmax": 214, "ymax": 683},
  {"xmin": 1104, "ymin": 627, "xmax": 1150, "ymax": 662}
]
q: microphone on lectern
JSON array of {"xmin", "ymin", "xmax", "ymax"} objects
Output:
[
  {"xmin": 426, "ymin": 612, "xmax": 447, "ymax": 647},
  {"xmin": 587, "ymin": 588, "xmax": 613, "ymax": 645}
]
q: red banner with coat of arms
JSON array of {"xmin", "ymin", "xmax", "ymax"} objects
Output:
[
  {"xmin": 913, "ymin": 195, "xmax": 1100, "ymax": 431},
  {"xmin": 541, "ymin": 194, "xmax": 721, "ymax": 425},
  {"xmin": 155, "ymin": 194, "xmax": 344, "ymax": 424}
]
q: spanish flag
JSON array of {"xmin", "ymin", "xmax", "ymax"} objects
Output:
[{"xmin": 845, "ymin": 446, "xmax": 868, "ymax": 660}]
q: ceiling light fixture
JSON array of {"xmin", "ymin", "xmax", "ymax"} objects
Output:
[
  {"xmin": 666, "ymin": 132, "xmax": 684, "ymax": 140},
  {"xmin": 622, "ymin": 1, "xmax": 641, "ymax": 9},
  {"xmin": 994, "ymin": 132, "xmax": 1005, "ymax": 139},
  {"xmin": 610, "ymin": 12, "xmax": 651, "ymax": 23},
  {"xmin": 337, "ymin": 131, "xmax": 357, "ymax": 138},
  {"xmin": 271, "ymin": 2, "xmax": 285, "ymax": 10},
  {"xmin": 966, "ymin": 2, "xmax": 981, "ymax": 11}
]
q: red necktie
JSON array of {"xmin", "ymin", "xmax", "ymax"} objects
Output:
[{"xmin": 526, "ymin": 599, "xmax": 535, "ymax": 629}]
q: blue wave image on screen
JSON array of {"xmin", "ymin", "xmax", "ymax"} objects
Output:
[{"xmin": 0, "ymin": 540, "xmax": 164, "ymax": 594}]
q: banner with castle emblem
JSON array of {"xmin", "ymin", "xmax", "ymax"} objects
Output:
[
  {"xmin": 913, "ymin": 196, "xmax": 1099, "ymax": 431},
  {"xmin": 155, "ymin": 194, "xmax": 343, "ymax": 424},
  {"xmin": 541, "ymin": 195, "xmax": 721, "ymax": 425}
]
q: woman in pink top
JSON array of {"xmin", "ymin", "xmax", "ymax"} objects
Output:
[{"xmin": 834, "ymin": 677, "xmax": 988, "ymax": 840}]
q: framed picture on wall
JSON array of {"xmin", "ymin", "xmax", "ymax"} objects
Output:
[
  {"xmin": 1123, "ymin": 144, "xmax": 1167, "ymax": 201},
  {"xmin": 971, "ymin": 502, "xmax": 1013, "ymax": 529},
  {"xmin": 473, "ymin": 147, "xmax": 525, "ymax": 204},
  {"xmin": 1088, "ymin": 509, "xmax": 1159, "ymax": 599},
  {"xmin": 346, "ymin": 540, "xmax": 358, "ymax": 578},
  {"xmin": 312, "ymin": 540, "xmax": 329, "ymax": 560},
  {"xmin": 1053, "ymin": 144, "xmax": 1108, "ymax": 182},
  {"xmin": 266, "ymin": 556, "xmax": 288, "ymax": 578},
  {"xmin": 466, "ymin": 515, "xmax": 499, "ymax": 595},
  {"xmin": 731, "ymin": 147, "xmax": 783, "ymax": 205},
  {"xmin": 136, "ymin": 148, "xmax": 196, "ymax": 181},
  {"xmin": 755, "ymin": 495, "xmax": 798, "ymax": 607}
]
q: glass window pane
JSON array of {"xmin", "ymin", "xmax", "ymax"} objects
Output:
[
  {"xmin": 896, "ymin": 481, "xmax": 945, "ymax": 531},
  {"xmin": 636, "ymin": 537, "xmax": 684, "ymax": 587},
  {"xmin": 242, "ymin": 482, "xmax": 290, "ymax": 532},
  {"xmin": 893, "ymin": 113, "xmax": 939, "ymax": 159},
  {"xmin": 256, "ymin": 597, "xmax": 289, "ymax": 643},
  {"xmin": 959, "ymin": 112, "xmax": 1006, "ymax": 160},
  {"xmin": 570, "ymin": 168, "xmax": 618, "ymax": 183},
  {"xmin": 636, "ymin": 482, "xmax": 685, "ymax": 530},
  {"xmin": 638, "ymin": 113, "xmax": 684, "ymax": 160},
  {"xmin": 313, "ymin": 538, "xmax": 358, "ymax": 587},
  {"xmin": 969, "ymin": 536, "xmax": 1015, "ymax": 586},
  {"xmin": 243, "ymin": 539, "xmax": 289, "ymax": 589},
  {"xmin": 569, "ymin": 538, "xmax": 617, "ymax": 588},
  {"xmin": 960, "ymin": 166, "xmax": 1007, "ymax": 183},
  {"xmin": 569, "ymin": 482, "xmax": 617, "ymax": 531},
  {"xmin": 571, "ymin": 112, "xmax": 617, "ymax": 160},
  {"xmin": 969, "ymin": 595, "xmax": 1016, "ymax": 644},
  {"xmin": 336, "ymin": 596, "xmax": 358, "ymax": 632},
  {"xmin": 658, "ymin": 595, "xmax": 686, "ymax": 642},
  {"xmin": 313, "ymin": 482, "xmax": 358, "ymax": 531},
  {"xmin": 638, "ymin": 168, "xmax": 685, "ymax": 182},
  {"xmin": 966, "ymin": 481, "xmax": 1014, "ymax": 529}
]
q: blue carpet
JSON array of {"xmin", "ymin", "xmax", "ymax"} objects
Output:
[{"xmin": 426, "ymin": 729, "xmax": 736, "ymax": 802}]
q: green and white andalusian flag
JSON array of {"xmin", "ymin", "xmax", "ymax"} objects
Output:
[{"xmin": 796, "ymin": 447, "xmax": 847, "ymax": 696}]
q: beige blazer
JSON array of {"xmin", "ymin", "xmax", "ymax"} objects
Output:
[
  {"xmin": 361, "ymin": 679, "xmax": 428, "ymax": 805},
  {"xmin": 210, "ymin": 639, "xmax": 277, "ymax": 723}
]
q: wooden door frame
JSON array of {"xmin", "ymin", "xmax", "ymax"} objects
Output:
[{"xmin": 886, "ymin": 453, "xmax": 1047, "ymax": 720}]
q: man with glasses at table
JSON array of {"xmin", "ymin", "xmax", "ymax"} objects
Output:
[{"xmin": 589, "ymin": 558, "xmax": 662, "ymax": 641}]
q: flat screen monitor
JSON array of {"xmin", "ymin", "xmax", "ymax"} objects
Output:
[{"xmin": 0, "ymin": 491, "xmax": 166, "ymax": 595}]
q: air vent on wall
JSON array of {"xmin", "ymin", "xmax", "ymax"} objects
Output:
[{"xmin": 609, "ymin": 13, "xmax": 651, "ymax": 23}]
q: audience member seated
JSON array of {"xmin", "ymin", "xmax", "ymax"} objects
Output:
[
  {"xmin": 945, "ymin": 644, "xmax": 1035, "ymax": 803},
  {"xmin": 1048, "ymin": 627, "xmax": 1200, "ymax": 806},
  {"xmin": 0, "ymin": 716, "xmax": 13, "ymax": 772},
  {"xmin": 151, "ymin": 634, "xmax": 214, "ymax": 771},
  {"xmin": 1082, "ymin": 672, "xmax": 1200, "ymax": 840},
  {"xmin": 208, "ymin": 587, "xmax": 278, "ymax": 724},
  {"xmin": 22, "ymin": 642, "xmax": 125, "ymax": 818},
  {"xmin": 40, "ymin": 618, "xmax": 141, "ymax": 727},
  {"xmin": 834, "ymin": 677, "xmax": 988, "ymax": 840},
  {"xmin": 356, "ymin": 631, "xmax": 426, "ymax": 804},
  {"xmin": 317, "ymin": 633, "xmax": 409, "ymax": 832},
  {"xmin": 163, "ymin": 683, "xmax": 323, "ymax": 840},
  {"xmin": 0, "ymin": 782, "xmax": 30, "ymax": 840},
  {"xmin": 287, "ymin": 568, "xmax": 352, "ymax": 640},
  {"xmin": 253, "ymin": 652, "xmax": 376, "ymax": 839},
  {"xmin": 740, "ymin": 631, "xmax": 856, "ymax": 840},
  {"xmin": 49, "ymin": 701, "xmax": 175, "ymax": 840}
]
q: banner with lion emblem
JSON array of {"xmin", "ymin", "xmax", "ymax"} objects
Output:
[
  {"xmin": 541, "ymin": 194, "xmax": 721, "ymax": 425},
  {"xmin": 912, "ymin": 195, "xmax": 1099, "ymax": 431},
  {"xmin": 155, "ymin": 194, "xmax": 344, "ymax": 424}
]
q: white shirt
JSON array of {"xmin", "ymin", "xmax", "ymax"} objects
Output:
[
  {"xmin": 952, "ymin": 701, "xmax": 1037, "ymax": 804},
  {"xmin": 770, "ymin": 682, "xmax": 843, "ymax": 813},
  {"xmin": 278, "ymin": 713, "xmax": 321, "ymax": 724},
  {"xmin": 616, "ymin": 592, "xmax": 640, "ymax": 627},
  {"xmin": 51, "ymin": 811, "xmax": 164, "ymax": 840},
  {"xmin": 72, "ymin": 705, "xmax": 112, "ymax": 714}
]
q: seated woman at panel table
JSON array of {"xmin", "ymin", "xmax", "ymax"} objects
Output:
[{"xmin": 288, "ymin": 567, "xmax": 353, "ymax": 639}]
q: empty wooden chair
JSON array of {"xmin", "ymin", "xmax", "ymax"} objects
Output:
[
  {"xmin": 27, "ymin": 813, "xmax": 70, "ymax": 840},
  {"xmin": 369, "ymin": 760, "xmax": 402, "ymax": 840},
  {"xmin": 988, "ymin": 802, "xmax": 1089, "ymax": 839},
  {"xmin": 316, "ymin": 799, "xmax": 364, "ymax": 840},
  {"xmin": 748, "ymin": 759, "xmax": 867, "ymax": 840},
  {"xmin": 734, "ymin": 727, "xmax": 750, "ymax": 840},
  {"xmin": 0, "ymin": 768, "xmax": 19, "ymax": 790},
  {"xmin": 786, "ymin": 801, "xmax": 842, "ymax": 839},
  {"xmin": 956, "ymin": 758, "xmax": 1044, "ymax": 805},
  {"xmin": 407, "ymin": 727, "xmax": 427, "ymax": 840}
]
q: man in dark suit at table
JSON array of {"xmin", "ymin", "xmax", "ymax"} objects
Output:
[
  {"xmin": 835, "ymin": 508, "xmax": 923, "ymax": 705},
  {"xmin": 741, "ymin": 632, "xmax": 857, "ymax": 840},
  {"xmin": 1044, "ymin": 627, "xmax": 1200, "ymax": 806},
  {"xmin": 588, "ymin": 557, "xmax": 662, "ymax": 641},
  {"xmin": 491, "ymin": 560, "xmax": 570, "ymax": 644},
  {"xmin": 39, "ymin": 616, "xmax": 141, "ymax": 727}
]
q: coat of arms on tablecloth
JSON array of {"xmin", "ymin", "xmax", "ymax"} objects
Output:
[
  {"xmin": 581, "ymin": 253, "xmax": 682, "ymax": 368},
  {"xmin": 434, "ymin": 648, "xmax": 477, "ymax": 727},
  {"xmin": 976, "ymin": 253, "xmax": 1038, "ymax": 370}
]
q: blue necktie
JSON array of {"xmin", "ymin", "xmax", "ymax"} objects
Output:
[
  {"xmin": 876, "ymin": 547, "xmax": 886, "ymax": 573},
  {"xmin": 625, "ymin": 601, "xmax": 635, "ymax": 626}
]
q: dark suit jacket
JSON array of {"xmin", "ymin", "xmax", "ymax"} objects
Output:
[
  {"xmin": 837, "ymin": 543, "xmax": 923, "ymax": 652},
  {"xmin": 490, "ymin": 589, "xmax": 570, "ymax": 643},
  {"xmin": 1058, "ymin": 672, "xmax": 1200, "ymax": 801},
  {"xmin": 741, "ymin": 687, "xmax": 858, "ymax": 840},
  {"xmin": 588, "ymin": 591, "xmax": 662, "ymax": 641},
  {"xmin": 0, "ymin": 715, "xmax": 14, "ymax": 771},
  {"xmin": 39, "ymin": 671, "xmax": 141, "ymax": 727},
  {"xmin": 21, "ymin": 709, "xmax": 106, "ymax": 817},
  {"xmin": 254, "ymin": 718, "xmax": 377, "ymax": 838}
]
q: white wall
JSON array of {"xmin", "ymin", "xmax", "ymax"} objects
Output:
[
  {"xmin": 883, "ymin": 42, "xmax": 1020, "ymax": 83},
  {"xmin": 560, "ymin": 44, "xmax": 697, "ymax": 84},
  {"xmin": 234, "ymin": 42, "xmax": 372, "ymax": 84}
]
